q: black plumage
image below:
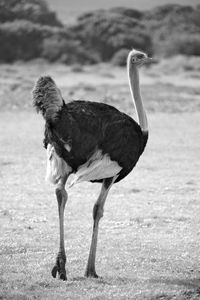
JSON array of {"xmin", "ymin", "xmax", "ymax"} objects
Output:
[{"xmin": 43, "ymin": 100, "xmax": 148, "ymax": 183}]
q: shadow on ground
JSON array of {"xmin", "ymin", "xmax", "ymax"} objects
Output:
[
  {"xmin": 150, "ymin": 277, "xmax": 200, "ymax": 289},
  {"xmin": 149, "ymin": 277, "xmax": 200, "ymax": 300}
]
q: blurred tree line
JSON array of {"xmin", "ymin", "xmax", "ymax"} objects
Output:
[{"xmin": 0, "ymin": 0, "xmax": 200, "ymax": 65}]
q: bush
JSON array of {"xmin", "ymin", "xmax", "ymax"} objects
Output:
[
  {"xmin": 176, "ymin": 35, "xmax": 200, "ymax": 56},
  {"xmin": 71, "ymin": 9, "xmax": 153, "ymax": 61},
  {"xmin": 111, "ymin": 48, "xmax": 129, "ymax": 66},
  {"xmin": 166, "ymin": 34, "xmax": 200, "ymax": 56},
  {"xmin": 143, "ymin": 4, "xmax": 200, "ymax": 56},
  {"xmin": 0, "ymin": 19, "xmax": 99, "ymax": 64},
  {"xmin": 41, "ymin": 31, "xmax": 72, "ymax": 62},
  {"xmin": 0, "ymin": 20, "xmax": 67, "ymax": 62},
  {"xmin": 0, "ymin": 21, "xmax": 44, "ymax": 62},
  {"xmin": 0, "ymin": 0, "xmax": 62, "ymax": 27},
  {"xmin": 109, "ymin": 7, "xmax": 143, "ymax": 19},
  {"xmin": 42, "ymin": 34, "xmax": 100, "ymax": 64},
  {"xmin": 0, "ymin": 2, "xmax": 200, "ymax": 64}
]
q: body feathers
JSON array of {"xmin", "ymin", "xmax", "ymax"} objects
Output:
[{"xmin": 32, "ymin": 77, "xmax": 148, "ymax": 185}]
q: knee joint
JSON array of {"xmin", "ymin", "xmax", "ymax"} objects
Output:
[
  {"xmin": 55, "ymin": 187, "xmax": 67, "ymax": 206},
  {"xmin": 93, "ymin": 203, "xmax": 104, "ymax": 221}
]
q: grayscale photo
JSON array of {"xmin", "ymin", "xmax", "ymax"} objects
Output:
[{"xmin": 0, "ymin": 0, "xmax": 200, "ymax": 299}]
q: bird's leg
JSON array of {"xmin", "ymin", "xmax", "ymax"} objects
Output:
[
  {"xmin": 85, "ymin": 176, "xmax": 116, "ymax": 278},
  {"xmin": 51, "ymin": 177, "xmax": 68, "ymax": 280}
]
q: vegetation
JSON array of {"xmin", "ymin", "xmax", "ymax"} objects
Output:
[
  {"xmin": 70, "ymin": 8, "xmax": 152, "ymax": 62},
  {"xmin": 143, "ymin": 4, "xmax": 200, "ymax": 56},
  {"xmin": 111, "ymin": 49, "xmax": 129, "ymax": 66},
  {"xmin": 0, "ymin": 0, "xmax": 200, "ymax": 64},
  {"xmin": 0, "ymin": 0, "xmax": 62, "ymax": 26}
]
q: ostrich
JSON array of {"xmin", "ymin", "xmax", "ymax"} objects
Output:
[{"xmin": 32, "ymin": 49, "xmax": 151, "ymax": 280}]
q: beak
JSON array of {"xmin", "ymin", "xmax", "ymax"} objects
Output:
[{"xmin": 143, "ymin": 56, "xmax": 152, "ymax": 64}]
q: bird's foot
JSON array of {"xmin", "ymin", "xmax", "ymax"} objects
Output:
[
  {"xmin": 51, "ymin": 256, "xmax": 67, "ymax": 280},
  {"xmin": 84, "ymin": 269, "xmax": 99, "ymax": 278},
  {"xmin": 51, "ymin": 265, "xmax": 67, "ymax": 280}
]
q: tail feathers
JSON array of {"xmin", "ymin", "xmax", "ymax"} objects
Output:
[{"xmin": 32, "ymin": 76, "xmax": 63, "ymax": 121}]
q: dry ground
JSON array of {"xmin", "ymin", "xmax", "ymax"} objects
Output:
[{"xmin": 0, "ymin": 59, "xmax": 200, "ymax": 299}]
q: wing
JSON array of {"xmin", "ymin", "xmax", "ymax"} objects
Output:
[
  {"xmin": 44, "ymin": 101, "xmax": 120, "ymax": 170},
  {"xmin": 44, "ymin": 100, "xmax": 143, "ymax": 183}
]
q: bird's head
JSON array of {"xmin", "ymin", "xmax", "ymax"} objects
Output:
[{"xmin": 127, "ymin": 49, "xmax": 152, "ymax": 67}]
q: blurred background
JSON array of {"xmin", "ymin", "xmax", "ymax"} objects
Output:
[
  {"xmin": 1, "ymin": 0, "xmax": 200, "ymax": 64},
  {"xmin": 0, "ymin": 0, "xmax": 200, "ymax": 111}
]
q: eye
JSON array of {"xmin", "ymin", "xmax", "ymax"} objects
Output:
[
  {"xmin": 131, "ymin": 57, "xmax": 136, "ymax": 63},
  {"xmin": 137, "ymin": 54, "xmax": 144, "ymax": 59}
]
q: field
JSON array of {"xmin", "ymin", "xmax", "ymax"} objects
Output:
[{"xmin": 0, "ymin": 57, "xmax": 200, "ymax": 299}]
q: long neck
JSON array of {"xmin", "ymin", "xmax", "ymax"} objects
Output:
[{"xmin": 128, "ymin": 63, "xmax": 148, "ymax": 133}]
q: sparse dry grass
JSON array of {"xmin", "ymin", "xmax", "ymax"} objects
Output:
[
  {"xmin": 0, "ymin": 57, "xmax": 200, "ymax": 113},
  {"xmin": 0, "ymin": 60, "xmax": 200, "ymax": 299}
]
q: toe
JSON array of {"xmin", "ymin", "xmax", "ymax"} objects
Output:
[
  {"xmin": 85, "ymin": 270, "xmax": 99, "ymax": 278},
  {"xmin": 51, "ymin": 265, "xmax": 58, "ymax": 278},
  {"xmin": 60, "ymin": 272, "xmax": 67, "ymax": 281}
]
